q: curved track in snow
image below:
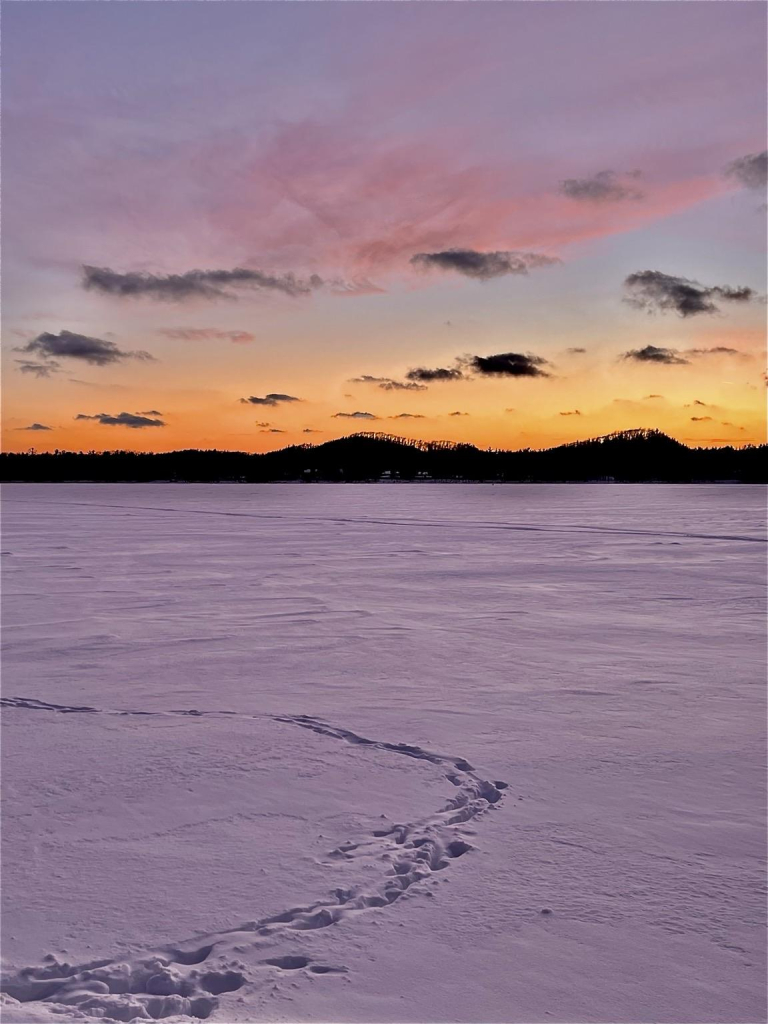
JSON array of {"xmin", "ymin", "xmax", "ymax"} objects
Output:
[{"xmin": 1, "ymin": 698, "xmax": 507, "ymax": 1022}]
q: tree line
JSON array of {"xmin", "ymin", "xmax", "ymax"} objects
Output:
[{"xmin": 2, "ymin": 429, "xmax": 765, "ymax": 483}]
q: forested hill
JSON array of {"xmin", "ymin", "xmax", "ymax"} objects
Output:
[{"xmin": 1, "ymin": 429, "xmax": 765, "ymax": 483}]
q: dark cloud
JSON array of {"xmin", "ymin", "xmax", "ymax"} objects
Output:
[
  {"xmin": 302, "ymin": 428, "xmax": 322, "ymax": 434},
  {"xmin": 239, "ymin": 394, "xmax": 301, "ymax": 407},
  {"xmin": 622, "ymin": 345, "xmax": 689, "ymax": 365},
  {"xmin": 724, "ymin": 151, "xmax": 767, "ymax": 191},
  {"xmin": 332, "ymin": 411, "xmax": 379, "ymax": 420},
  {"xmin": 75, "ymin": 411, "xmax": 166, "ymax": 428},
  {"xmin": 691, "ymin": 416, "xmax": 713, "ymax": 422},
  {"xmin": 83, "ymin": 265, "xmax": 324, "ymax": 301},
  {"xmin": 17, "ymin": 330, "xmax": 154, "ymax": 366},
  {"xmin": 645, "ymin": 394, "xmax": 664, "ymax": 399},
  {"xmin": 389, "ymin": 413, "xmax": 425, "ymax": 419},
  {"xmin": 559, "ymin": 170, "xmax": 643, "ymax": 203},
  {"xmin": 449, "ymin": 411, "xmax": 469, "ymax": 417},
  {"xmin": 410, "ymin": 249, "xmax": 560, "ymax": 280},
  {"xmin": 566, "ymin": 347, "xmax": 587, "ymax": 354},
  {"xmin": 255, "ymin": 421, "xmax": 272, "ymax": 428},
  {"xmin": 468, "ymin": 351, "xmax": 551, "ymax": 378},
  {"xmin": 158, "ymin": 327, "xmax": 256, "ymax": 344},
  {"xmin": 405, "ymin": 365, "xmax": 465, "ymax": 383},
  {"xmin": 349, "ymin": 375, "xmax": 427, "ymax": 392},
  {"xmin": 400, "ymin": 352, "xmax": 550, "ymax": 387},
  {"xmin": 559, "ymin": 410, "xmax": 582, "ymax": 416},
  {"xmin": 17, "ymin": 423, "xmax": 52, "ymax": 431},
  {"xmin": 260, "ymin": 428, "xmax": 286, "ymax": 433},
  {"xmin": 623, "ymin": 271, "xmax": 755, "ymax": 317},
  {"xmin": 15, "ymin": 359, "xmax": 61, "ymax": 378}
]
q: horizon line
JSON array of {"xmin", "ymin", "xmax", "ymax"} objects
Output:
[{"xmin": 3, "ymin": 426, "xmax": 765, "ymax": 458}]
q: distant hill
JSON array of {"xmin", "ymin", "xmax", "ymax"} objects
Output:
[{"xmin": 1, "ymin": 429, "xmax": 765, "ymax": 483}]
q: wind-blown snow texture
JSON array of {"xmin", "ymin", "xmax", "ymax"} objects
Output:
[{"xmin": 1, "ymin": 484, "xmax": 765, "ymax": 1024}]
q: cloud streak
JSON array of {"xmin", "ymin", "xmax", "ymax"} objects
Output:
[
  {"xmin": 410, "ymin": 249, "xmax": 560, "ymax": 280},
  {"xmin": 622, "ymin": 345, "xmax": 689, "ymax": 365},
  {"xmin": 83, "ymin": 265, "xmax": 323, "ymax": 301},
  {"xmin": 350, "ymin": 375, "xmax": 427, "ymax": 391},
  {"xmin": 332, "ymin": 411, "xmax": 379, "ymax": 420},
  {"xmin": 158, "ymin": 327, "xmax": 256, "ymax": 344},
  {"xmin": 17, "ymin": 331, "xmax": 154, "ymax": 367},
  {"xmin": 75, "ymin": 411, "xmax": 166, "ymax": 428},
  {"xmin": 559, "ymin": 170, "xmax": 644, "ymax": 203},
  {"xmin": 623, "ymin": 271, "xmax": 755, "ymax": 317},
  {"xmin": 15, "ymin": 359, "xmax": 61, "ymax": 378},
  {"xmin": 405, "ymin": 365, "xmax": 465, "ymax": 383},
  {"xmin": 723, "ymin": 151, "xmax": 767, "ymax": 191},
  {"xmin": 683, "ymin": 346, "xmax": 741, "ymax": 356},
  {"xmin": 239, "ymin": 394, "xmax": 300, "ymax": 407}
]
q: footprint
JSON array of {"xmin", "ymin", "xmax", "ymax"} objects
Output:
[
  {"xmin": 200, "ymin": 970, "xmax": 245, "ymax": 995},
  {"xmin": 262, "ymin": 956, "xmax": 310, "ymax": 971},
  {"xmin": 168, "ymin": 944, "xmax": 215, "ymax": 965},
  {"xmin": 2, "ymin": 710, "xmax": 507, "ymax": 1021},
  {"xmin": 446, "ymin": 840, "xmax": 473, "ymax": 858}
]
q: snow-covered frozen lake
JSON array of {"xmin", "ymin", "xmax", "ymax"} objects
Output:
[{"xmin": 2, "ymin": 483, "xmax": 765, "ymax": 1023}]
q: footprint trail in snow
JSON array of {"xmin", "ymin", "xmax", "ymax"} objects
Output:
[{"xmin": 1, "ymin": 698, "xmax": 507, "ymax": 1022}]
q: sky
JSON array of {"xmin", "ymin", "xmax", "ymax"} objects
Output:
[{"xmin": 2, "ymin": 1, "xmax": 766, "ymax": 454}]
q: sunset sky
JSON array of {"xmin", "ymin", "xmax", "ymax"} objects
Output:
[{"xmin": 3, "ymin": 1, "xmax": 766, "ymax": 454}]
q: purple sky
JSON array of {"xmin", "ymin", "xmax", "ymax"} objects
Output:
[{"xmin": 3, "ymin": 2, "xmax": 766, "ymax": 451}]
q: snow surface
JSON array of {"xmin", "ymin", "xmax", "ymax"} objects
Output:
[{"xmin": 1, "ymin": 483, "xmax": 765, "ymax": 1024}]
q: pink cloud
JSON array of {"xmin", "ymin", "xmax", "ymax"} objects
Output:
[
  {"xmin": 2, "ymin": 111, "xmax": 744, "ymax": 292},
  {"xmin": 240, "ymin": 123, "xmax": 727, "ymax": 275},
  {"xmin": 158, "ymin": 328, "xmax": 256, "ymax": 344}
]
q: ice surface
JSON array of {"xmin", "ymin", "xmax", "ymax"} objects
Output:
[{"xmin": 1, "ymin": 483, "xmax": 765, "ymax": 1023}]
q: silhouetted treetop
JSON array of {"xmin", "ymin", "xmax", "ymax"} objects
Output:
[{"xmin": 1, "ymin": 429, "xmax": 764, "ymax": 483}]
